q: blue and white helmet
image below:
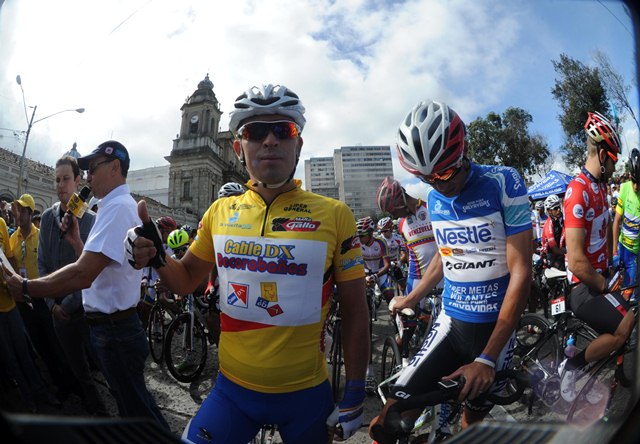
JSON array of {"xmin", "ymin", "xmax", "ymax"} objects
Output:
[{"xmin": 228, "ymin": 84, "xmax": 306, "ymax": 134}]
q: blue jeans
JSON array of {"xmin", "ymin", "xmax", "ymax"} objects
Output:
[
  {"xmin": 0, "ymin": 307, "xmax": 48, "ymax": 407},
  {"xmin": 89, "ymin": 312, "xmax": 168, "ymax": 429},
  {"xmin": 618, "ymin": 242, "xmax": 639, "ymax": 300}
]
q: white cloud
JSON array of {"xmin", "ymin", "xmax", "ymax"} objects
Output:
[{"xmin": 0, "ymin": 0, "xmax": 636, "ymax": 190}]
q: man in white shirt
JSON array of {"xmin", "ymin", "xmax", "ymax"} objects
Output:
[{"xmin": 4, "ymin": 141, "xmax": 168, "ymax": 428}]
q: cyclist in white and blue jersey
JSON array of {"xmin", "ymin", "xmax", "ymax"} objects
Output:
[{"xmin": 370, "ymin": 100, "xmax": 532, "ymax": 442}]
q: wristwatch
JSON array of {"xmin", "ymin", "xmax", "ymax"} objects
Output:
[{"xmin": 22, "ymin": 278, "xmax": 29, "ymax": 296}]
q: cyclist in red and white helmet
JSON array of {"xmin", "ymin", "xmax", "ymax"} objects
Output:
[
  {"xmin": 561, "ymin": 110, "xmax": 632, "ymax": 405},
  {"xmin": 396, "ymin": 100, "xmax": 466, "ymax": 186},
  {"xmin": 377, "ymin": 176, "xmax": 408, "ymax": 214},
  {"xmin": 376, "ymin": 216, "xmax": 407, "ymax": 293},
  {"xmin": 371, "ymin": 100, "xmax": 532, "ymax": 441},
  {"xmin": 376, "ymin": 176, "xmax": 440, "ymax": 296}
]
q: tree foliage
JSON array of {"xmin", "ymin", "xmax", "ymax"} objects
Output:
[
  {"xmin": 467, "ymin": 107, "xmax": 550, "ymax": 180},
  {"xmin": 551, "ymin": 53, "xmax": 610, "ymax": 169},
  {"xmin": 593, "ymin": 50, "xmax": 639, "ymax": 132}
]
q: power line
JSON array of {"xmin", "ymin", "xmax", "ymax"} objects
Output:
[
  {"xmin": 108, "ymin": 0, "xmax": 154, "ymax": 36},
  {"xmin": 596, "ymin": 0, "xmax": 633, "ymax": 36}
]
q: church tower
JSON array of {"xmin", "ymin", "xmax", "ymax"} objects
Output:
[{"xmin": 166, "ymin": 74, "xmax": 247, "ymax": 218}]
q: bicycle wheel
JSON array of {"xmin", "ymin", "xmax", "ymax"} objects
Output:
[
  {"xmin": 329, "ymin": 319, "xmax": 343, "ymax": 401},
  {"xmin": 380, "ymin": 336, "xmax": 402, "ymax": 400},
  {"xmin": 514, "ymin": 313, "xmax": 559, "ymax": 375},
  {"xmin": 566, "ymin": 356, "xmax": 631, "ymax": 426},
  {"xmin": 164, "ymin": 313, "xmax": 208, "ymax": 383},
  {"xmin": 147, "ymin": 303, "xmax": 165, "ymax": 364}
]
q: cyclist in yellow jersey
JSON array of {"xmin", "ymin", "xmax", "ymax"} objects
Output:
[{"xmin": 125, "ymin": 84, "xmax": 369, "ymax": 444}]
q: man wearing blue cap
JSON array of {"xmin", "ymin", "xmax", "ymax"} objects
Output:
[{"xmin": 3, "ymin": 141, "xmax": 168, "ymax": 428}]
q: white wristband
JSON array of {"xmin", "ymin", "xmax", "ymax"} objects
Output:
[{"xmin": 474, "ymin": 357, "xmax": 496, "ymax": 369}]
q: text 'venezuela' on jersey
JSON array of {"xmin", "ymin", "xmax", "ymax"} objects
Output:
[
  {"xmin": 189, "ymin": 180, "xmax": 365, "ymax": 393},
  {"xmin": 426, "ymin": 163, "xmax": 532, "ymax": 323},
  {"xmin": 563, "ymin": 168, "xmax": 609, "ymax": 282},
  {"xmin": 398, "ymin": 199, "xmax": 438, "ymax": 280}
]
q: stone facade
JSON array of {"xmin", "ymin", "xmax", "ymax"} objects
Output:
[
  {"xmin": 166, "ymin": 75, "xmax": 248, "ymax": 219},
  {"xmin": 0, "ymin": 147, "xmax": 56, "ymax": 213}
]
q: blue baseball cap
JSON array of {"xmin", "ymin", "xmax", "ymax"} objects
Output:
[{"xmin": 78, "ymin": 140, "xmax": 130, "ymax": 172}]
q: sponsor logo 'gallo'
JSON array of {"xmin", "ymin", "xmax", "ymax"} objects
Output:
[
  {"xmin": 436, "ymin": 223, "xmax": 493, "ymax": 245},
  {"xmin": 272, "ymin": 217, "xmax": 321, "ymax": 232}
]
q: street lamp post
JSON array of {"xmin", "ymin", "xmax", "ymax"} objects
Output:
[{"xmin": 15, "ymin": 75, "xmax": 85, "ymax": 196}]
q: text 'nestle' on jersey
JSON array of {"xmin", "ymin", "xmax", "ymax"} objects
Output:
[{"xmin": 427, "ymin": 164, "xmax": 531, "ymax": 323}]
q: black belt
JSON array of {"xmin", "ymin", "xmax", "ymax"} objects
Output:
[{"xmin": 85, "ymin": 307, "xmax": 137, "ymax": 325}]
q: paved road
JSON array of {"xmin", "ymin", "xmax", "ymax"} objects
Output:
[{"xmin": 5, "ymin": 305, "xmax": 635, "ymax": 443}]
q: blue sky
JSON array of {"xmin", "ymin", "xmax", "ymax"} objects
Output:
[{"xmin": 0, "ymin": 0, "xmax": 637, "ymax": 201}]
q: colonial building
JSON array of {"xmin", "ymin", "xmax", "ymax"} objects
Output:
[
  {"xmin": 1, "ymin": 75, "xmax": 245, "ymax": 227},
  {"xmin": 166, "ymin": 74, "xmax": 248, "ymax": 218}
]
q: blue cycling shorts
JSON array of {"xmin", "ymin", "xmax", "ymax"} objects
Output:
[{"xmin": 182, "ymin": 373, "xmax": 334, "ymax": 444}]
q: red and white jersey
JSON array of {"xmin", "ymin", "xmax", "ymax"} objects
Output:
[{"xmin": 564, "ymin": 168, "xmax": 609, "ymax": 283}]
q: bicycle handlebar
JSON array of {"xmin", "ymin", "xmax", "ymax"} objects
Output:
[{"xmin": 383, "ymin": 369, "xmax": 528, "ymax": 436}]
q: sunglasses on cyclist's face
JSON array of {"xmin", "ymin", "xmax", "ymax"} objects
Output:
[
  {"xmin": 237, "ymin": 121, "xmax": 300, "ymax": 142},
  {"xmin": 419, "ymin": 165, "xmax": 462, "ymax": 185},
  {"xmin": 174, "ymin": 247, "xmax": 187, "ymax": 257}
]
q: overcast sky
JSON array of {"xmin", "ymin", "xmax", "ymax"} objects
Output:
[{"xmin": 0, "ymin": 0, "xmax": 637, "ymax": 201}]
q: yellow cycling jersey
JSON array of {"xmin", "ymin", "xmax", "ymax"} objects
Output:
[{"xmin": 190, "ymin": 180, "xmax": 365, "ymax": 393}]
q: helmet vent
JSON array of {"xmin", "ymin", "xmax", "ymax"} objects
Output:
[
  {"xmin": 418, "ymin": 107, "xmax": 429, "ymax": 123},
  {"xmin": 399, "ymin": 146, "xmax": 417, "ymax": 166},
  {"xmin": 411, "ymin": 127, "xmax": 425, "ymax": 166},
  {"xmin": 428, "ymin": 114, "xmax": 442, "ymax": 139},
  {"xmin": 251, "ymin": 97, "xmax": 279, "ymax": 105},
  {"xmin": 449, "ymin": 122, "xmax": 461, "ymax": 140},
  {"xmin": 431, "ymin": 135, "xmax": 443, "ymax": 162}
]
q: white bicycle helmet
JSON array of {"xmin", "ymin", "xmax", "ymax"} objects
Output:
[
  {"xmin": 217, "ymin": 182, "xmax": 245, "ymax": 199},
  {"xmin": 356, "ymin": 217, "xmax": 375, "ymax": 236},
  {"xmin": 396, "ymin": 100, "xmax": 466, "ymax": 177},
  {"xmin": 228, "ymin": 84, "xmax": 306, "ymax": 133},
  {"xmin": 584, "ymin": 111, "xmax": 621, "ymax": 154},
  {"xmin": 543, "ymin": 195, "xmax": 561, "ymax": 212},
  {"xmin": 377, "ymin": 216, "xmax": 393, "ymax": 231},
  {"xmin": 535, "ymin": 201, "xmax": 545, "ymax": 211},
  {"xmin": 229, "ymin": 84, "xmax": 306, "ymax": 189}
]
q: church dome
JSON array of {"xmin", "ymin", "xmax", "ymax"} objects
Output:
[{"xmin": 188, "ymin": 74, "xmax": 217, "ymax": 105}]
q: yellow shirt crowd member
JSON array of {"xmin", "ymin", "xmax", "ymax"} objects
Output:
[
  {"xmin": 9, "ymin": 223, "xmax": 40, "ymax": 280},
  {"xmin": 0, "ymin": 217, "xmax": 15, "ymax": 312},
  {"xmin": 190, "ymin": 180, "xmax": 365, "ymax": 393}
]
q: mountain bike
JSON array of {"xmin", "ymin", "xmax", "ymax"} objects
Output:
[
  {"xmin": 249, "ymin": 424, "xmax": 278, "ymax": 444},
  {"xmin": 565, "ymin": 301, "xmax": 638, "ymax": 425},
  {"xmin": 379, "ymin": 289, "xmax": 443, "ymax": 398},
  {"xmin": 370, "ymin": 370, "xmax": 527, "ymax": 444},
  {"xmin": 146, "ymin": 280, "xmax": 179, "ymax": 364},
  {"xmin": 163, "ymin": 292, "xmax": 216, "ymax": 383},
  {"xmin": 514, "ymin": 308, "xmax": 598, "ymax": 410},
  {"xmin": 326, "ymin": 294, "xmax": 344, "ymax": 401}
]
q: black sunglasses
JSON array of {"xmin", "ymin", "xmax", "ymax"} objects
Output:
[{"xmin": 237, "ymin": 121, "xmax": 300, "ymax": 142}]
